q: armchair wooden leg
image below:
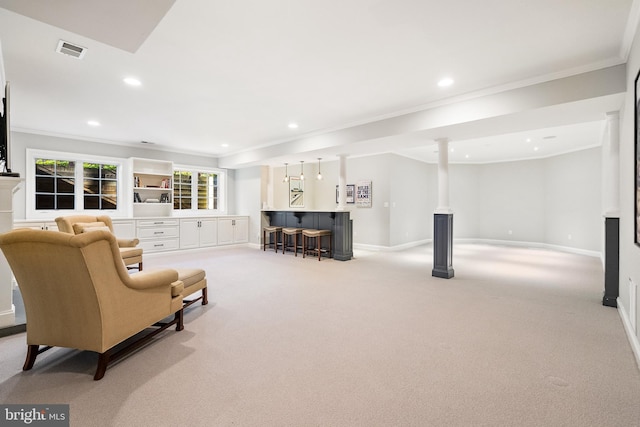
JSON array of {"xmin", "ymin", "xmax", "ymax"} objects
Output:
[
  {"xmin": 175, "ymin": 309, "xmax": 184, "ymax": 331},
  {"xmin": 23, "ymin": 345, "xmax": 52, "ymax": 371},
  {"xmin": 139, "ymin": 261, "xmax": 143, "ymax": 271},
  {"xmin": 94, "ymin": 352, "xmax": 110, "ymax": 380},
  {"xmin": 23, "ymin": 345, "xmax": 39, "ymax": 371},
  {"xmin": 202, "ymin": 287, "xmax": 208, "ymax": 305}
]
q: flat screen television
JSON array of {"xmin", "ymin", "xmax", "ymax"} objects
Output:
[{"xmin": 0, "ymin": 81, "xmax": 18, "ymax": 177}]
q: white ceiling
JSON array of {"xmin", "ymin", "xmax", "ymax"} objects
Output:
[{"xmin": 0, "ymin": 0, "xmax": 635, "ymax": 167}]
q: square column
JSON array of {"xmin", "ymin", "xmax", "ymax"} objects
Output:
[
  {"xmin": 432, "ymin": 138, "xmax": 454, "ymax": 279},
  {"xmin": 603, "ymin": 216, "xmax": 619, "ymax": 307},
  {"xmin": 432, "ymin": 213, "xmax": 454, "ymax": 279}
]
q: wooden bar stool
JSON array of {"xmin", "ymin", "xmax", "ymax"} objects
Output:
[
  {"xmin": 282, "ymin": 227, "xmax": 303, "ymax": 256},
  {"xmin": 302, "ymin": 229, "xmax": 332, "ymax": 261},
  {"xmin": 263, "ymin": 226, "xmax": 282, "ymax": 252}
]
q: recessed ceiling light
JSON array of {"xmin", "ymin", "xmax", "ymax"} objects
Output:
[
  {"xmin": 123, "ymin": 77, "xmax": 142, "ymax": 86},
  {"xmin": 534, "ymin": 146, "xmax": 540, "ymax": 151},
  {"xmin": 288, "ymin": 123, "xmax": 298, "ymax": 129},
  {"xmin": 87, "ymin": 120, "xmax": 100, "ymax": 126},
  {"xmin": 221, "ymin": 143, "xmax": 229, "ymax": 148},
  {"xmin": 450, "ymin": 148, "xmax": 455, "ymax": 153},
  {"xmin": 526, "ymin": 138, "xmax": 532, "ymax": 142},
  {"xmin": 438, "ymin": 77, "xmax": 454, "ymax": 88},
  {"xmin": 465, "ymin": 154, "xmax": 469, "ymax": 159}
]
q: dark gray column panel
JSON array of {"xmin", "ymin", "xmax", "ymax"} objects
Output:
[
  {"xmin": 432, "ymin": 213, "xmax": 454, "ymax": 279},
  {"xmin": 603, "ymin": 216, "xmax": 619, "ymax": 307}
]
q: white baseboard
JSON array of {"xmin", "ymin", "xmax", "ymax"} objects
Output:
[
  {"xmin": 354, "ymin": 239, "xmax": 431, "ymax": 252},
  {"xmin": 617, "ymin": 298, "xmax": 640, "ymax": 371},
  {"xmin": 144, "ymin": 243, "xmax": 252, "ymax": 258},
  {"xmin": 354, "ymin": 238, "xmax": 601, "ymax": 258},
  {"xmin": 454, "ymin": 238, "xmax": 602, "ymax": 258}
]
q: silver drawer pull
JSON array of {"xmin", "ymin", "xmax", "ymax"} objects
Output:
[
  {"xmin": 154, "ymin": 243, "xmax": 164, "ymax": 247},
  {"xmin": 154, "ymin": 231, "xmax": 164, "ymax": 235},
  {"xmin": 153, "ymin": 221, "xmax": 164, "ymax": 225}
]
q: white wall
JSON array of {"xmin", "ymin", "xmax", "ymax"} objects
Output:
[
  {"xmin": 543, "ymin": 148, "xmax": 602, "ymax": 251},
  {"xmin": 234, "ymin": 166, "xmax": 261, "ymax": 244},
  {"xmin": 389, "ymin": 155, "xmax": 434, "ymax": 247},
  {"xmin": 268, "ymin": 149, "xmax": 602, "ymax": 252},
  {"xmin": 618, "ymin": 22, "xmax": 640, "ymax": 345},
  {"xmin": 448, "ymin": 148, "xmax": 602, "ymax": 253},
  {"xmin": 476, "ymin": 159, "xmax": 547, "ymax": 243}
]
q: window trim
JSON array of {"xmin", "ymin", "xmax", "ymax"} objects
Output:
[
  {"xmin": 26, "ymin": 149, "xmax": 127, "ymax": 219},
  {"xmin": 173, "ymin": 164, "xmax": 226, "ymax": 216}
]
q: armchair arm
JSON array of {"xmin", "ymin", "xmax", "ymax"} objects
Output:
[
  {"xmin": 117, "ymin": 237, "xmax": 140, "ymax": 247},
  {"xmin": 124, "ymin": 268, "xmax": 179, "ymax": 290}
]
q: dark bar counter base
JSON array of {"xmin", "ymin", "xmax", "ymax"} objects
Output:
[{"xmin": 262, "ymin": 210, "xmax": 353, "ymax": 261}]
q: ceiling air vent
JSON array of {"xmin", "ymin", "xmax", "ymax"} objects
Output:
[{"xmin": 56, "ymin": 40, "xmax": 87, "ymax": 59}]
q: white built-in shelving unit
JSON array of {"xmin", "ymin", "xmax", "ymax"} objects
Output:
[{"xmin": 131, "ymin": 158, "xmax": 173, "ymax": 217}]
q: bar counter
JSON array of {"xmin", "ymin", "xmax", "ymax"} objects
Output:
[{"xmin": 261, "ymin": 210, "xmax": 353, "ymax": 261}]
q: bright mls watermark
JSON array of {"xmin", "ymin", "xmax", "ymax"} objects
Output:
[{"xmin": 1, "ymin": 405, "xmax": 69, "ymax": 426}]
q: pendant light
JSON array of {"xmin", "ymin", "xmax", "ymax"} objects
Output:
[
  {"xmin": 300, "ymin": 161, "xmax": 305, "ymax": 180},
  {"xmin": 317, "ymin": 158, "xmax": 323, "ymax": 180},
  {"xmin": 283, "ymin": 163, "xmax": 289, "ymax": 183}
]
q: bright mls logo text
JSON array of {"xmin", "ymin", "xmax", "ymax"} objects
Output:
[{"xmin": 2, "ymin": 405, "xmax": 69, "ymax": 426}]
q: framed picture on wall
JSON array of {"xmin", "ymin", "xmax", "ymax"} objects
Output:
[
  {"xmin": 635, "ymin": 69, "xmax": 640, "ymax": 245},
  {"xmin": 289, "ymin": 177, "xmax": 304, "ymax": 208},
  {"xmin": 335, "ymin": 184, "xmax": 355, "ymax": 204},
  {"xmin": 356, "ymin": 180, "xmax": 372, "ymax": 208}
]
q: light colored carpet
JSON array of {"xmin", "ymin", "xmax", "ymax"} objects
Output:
[{"xmin": 1, "ymin": 243, "xmax": 639, "ymax": 426}]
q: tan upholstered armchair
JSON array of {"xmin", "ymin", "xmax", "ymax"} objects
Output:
[
  {"xmin": 0, "ymin": 228, "xmax": 185, "ymax": 380},
  {"xmin": 55, "ymin": 215, "xmax": 143, "ymax": 270}
]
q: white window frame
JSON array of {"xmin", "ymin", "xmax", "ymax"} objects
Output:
[
  {"xmin": 26, "ymin": 149, "xmax": 127, "ymax": 219},
  {"xmin": 173, "ymin": 164, "xmax": 227, "ymax": 216}
]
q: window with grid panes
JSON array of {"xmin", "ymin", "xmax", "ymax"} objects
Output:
[
  {"xmin": 173, "ymin": 170, "xmax": 192, "ymax": 210},
  {"xmin": 28, "ymin": 150, "xmax": 125, "ymax": 217},
  {"xmin": 35, "ymin": 159, "xmax": 76, "ymax": 210},
  {"xmin": 83, "ymin": 162, "xmax": 118, "ymax": 210},
  {"xmin": 173, "ymin": 167, "xmax": 224, "ymax": 213},
  {"xmin": 197, "ymin": 172, "xmax": 218, "ymax": 210}
]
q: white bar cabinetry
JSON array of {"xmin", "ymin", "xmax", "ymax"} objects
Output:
[
  {"xmin": 180, "ymin": 218, "xmax": 218, "ymax": 249},
  {"xmin": 218, "ymin": 217, "xmax": 249, "ymax": 245},
  {"xmin": 14, "ymin": 215, "xmax": 249, "ymax": 253},
  {"xmin": 13, "ymin": 220, "xmax": 58, "ymax": 231},
  {"xmin": 136, "ymin": 219, "xmax": 179, "ymax": 253},
  {"xmin": 111, "ymin": 219, "xmax": 136, "ymax": 239}
]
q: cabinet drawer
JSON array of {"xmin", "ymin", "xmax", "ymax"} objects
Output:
[
  {"xmin": 137, "ymin": 219, "xmax": 179, "ymax": 227},
  {"xmin": 139, "ymin": 238, "xmax": 180, "ymax": 252},
  {"xmin": 137, "ymin": 226, "xmax": 179, "ymax": 239}
]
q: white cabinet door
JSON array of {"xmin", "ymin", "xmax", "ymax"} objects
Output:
[
  {"xmin": 111, "ymin": 219, "xmax": 136, "ymax": 239},
  {"xmin": 217, "ymin": 217, "xmax": 248, "ymax": 245},
  {"xmin": 233, "ymin": 217, "xmax": 249, "ymax": 243},
  {"xmin": 217, "ymin": 218, "xmax": 234, "ymax": 245},
  {"xmin": 199, "ymin": 218, "xmax": 218, "ymax": 247},
  {"xmin": 180, "ymin": 218, "xmax": 217, "ymax": 248},
  {"xmin": 179, "ymin": 219, "xmax": 200, "ymax": 249}
]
